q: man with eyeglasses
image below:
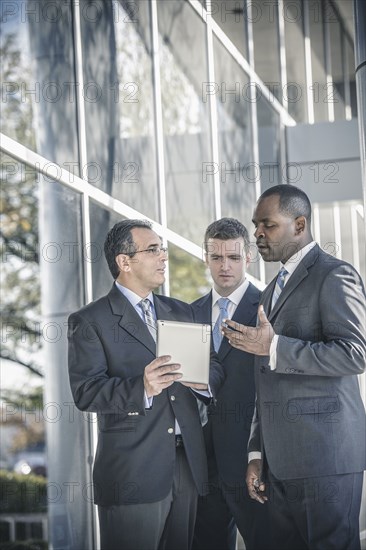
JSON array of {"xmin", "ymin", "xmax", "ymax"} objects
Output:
[{"xmin": 68, "ymin": 219, "xmax": 224, "ymax": 550}]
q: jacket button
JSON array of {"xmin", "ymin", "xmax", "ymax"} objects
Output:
[
  {"xmin": 168, "ymin": 428, "xmax": 174, "ymax": 434},
  {"xmin": 171, "ymin": 396, "xmax": 176, "ymax": 401},
  {"xmin": 260, "ymin": 366, "xmax": 266, "ymax": 374}
]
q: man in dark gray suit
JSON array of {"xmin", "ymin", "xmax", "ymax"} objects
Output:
[
  {"xmin": 222, "ymin": 185, "xmax": 366, "ymax": 550},
  {"xmin": 68, "ymin": 219, "xmax": 224, "ymax": 550},
  {"xmin": 192, "ymin": 218, "xmax": 271, "ymax": 550}
]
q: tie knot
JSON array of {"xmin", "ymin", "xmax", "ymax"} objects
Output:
[
  {"xmin": 140, "ymin": 298, "xmax": 151, "ymax": 312},
  {"xmin": 217, "ymin": 297, "xmax": 230, "ymax": 310},
  {"xmin": 278, "ymin": 266, "xmax": 288, "ymax": 279}
]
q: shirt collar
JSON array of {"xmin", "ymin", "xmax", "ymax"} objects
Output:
[
  {"xmin": 282, "ymin": 241, "xmax": 317, "ymax": 276},
  {"xmin": 212, "ymin": 278, "xmax": 249, "ymax": 307},
  {"xmin": 115, "ymin": 281, "xmax": 154, "ymax": 308}
]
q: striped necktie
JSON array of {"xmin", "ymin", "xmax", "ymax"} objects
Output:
[
  {"xmin": 271, "ymin": 266, "xmax": 288, "ymax": 309},
  {"xmin": 140, "ymin": 298, "xmax": 157, "ymax": 341},
  {"xmin": 213, "ymin": 297, "xmax": 230, "ymax": 352}
]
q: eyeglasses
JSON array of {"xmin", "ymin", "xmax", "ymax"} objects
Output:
[{"xmin": 130, "ymin": 246, "xmax": 168, "ymax": 256}]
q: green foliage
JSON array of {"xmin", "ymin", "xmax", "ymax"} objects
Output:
[
  {"xmin": 168, "ymin": 244, "xmax": 211, "ymax": 303},
  {"xmin": 0, "ymin": 471, "xmax": 47, "ymax": 514}
]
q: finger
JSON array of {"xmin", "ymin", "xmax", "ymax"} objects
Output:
[
  {"xmin": 222, "ymin": 319, "xmax": 244, "ymax": 333},
  {"xmin": 258, "ymin": 305, "xmax": 269, "ymax": 324},
  {"xmin": 158, "ymin": 372, "xmax": 183, "ymax": 384},
  {"xmin": 156, "ymin": 364, "xmax": 181, "ymax": 376}
]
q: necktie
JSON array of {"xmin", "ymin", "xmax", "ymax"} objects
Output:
[
  {"xmin": 271, "ymin": 266, "xmax": 288, "ymax": 309},
  {"xmin": 140, "ymin": 298, "xmax": 157, "ymax": 341},
  {"xmin": 213, "ymin": 297, "xmax": 230, "ymax": 352}
]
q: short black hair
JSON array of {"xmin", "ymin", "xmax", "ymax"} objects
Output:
[
  {"xmin": 259, "ymin": 184, "xmax": 312, "ymax": 223},
  {"xmin": 104, "ymin": 219, "xmax": 152, "ymax": 279},
  {"xmin": 204, "ymin": 218, "xmax": 250, "ymax": 253}
]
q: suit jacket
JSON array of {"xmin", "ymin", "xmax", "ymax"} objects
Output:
[
  {"xmin": 248, "ymin": 245, "xmax": 366, "ymax": 480},
  {"xmin": 192, "ymin": 282, "xmax": 260, "ymax": 484},
  {"xmin": 68, "ymin": 284, "xmax": 224, "ymax": 506}
]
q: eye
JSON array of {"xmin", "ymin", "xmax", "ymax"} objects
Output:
[
  {"xmin": 228, "ymin": 255, "xmax": 241, "ymax": 261},
  {"xmin": 210, "ymin": 255, "xmax": 221, "ymax": 261}
]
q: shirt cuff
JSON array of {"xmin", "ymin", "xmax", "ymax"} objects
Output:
[
  {"xmin": 269, "ymin": 334, "xmax": 279, "ymax": 371},
  {"xmin": 248, "ymin": 451, "xmax": 262, "ymax": 463},
  {"xmin": 193, "ymin": 384, "xmax": 212, "ymax": 399},
  {"xmin": 144, "ymin": 391, "xmax": 153, "ymax": 409}
]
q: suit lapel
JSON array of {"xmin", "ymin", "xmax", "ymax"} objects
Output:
[
  {"xmin": 153, "ymin": 295, "xmax": 173, "ymax": 321},
  {"xmin": 268, "ymin": 245, "xmax": 319, "ymax": 321},
  {"xmin": 108, "ymin": 284, "xmax": 156, "ymax": 355},
  {"xmin": 219, "ymin": 283, "xmax": 259, "ymax": 361}
]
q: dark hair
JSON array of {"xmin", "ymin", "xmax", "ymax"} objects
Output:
[
  {"xmin": 104, "ymin": 219, "xmax": 152, "ymax": 279},
  {"xmin": 259, "ymin": 184, "xmax": 312, "ymax": 223},
  {"xmin": 204, "ymin": 218, "xmax": 250, "ymax": 253}
]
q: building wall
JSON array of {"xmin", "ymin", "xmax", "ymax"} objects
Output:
[{"xmin": 0, "ymin": 1, "xmax": 364, "ymax": 548}]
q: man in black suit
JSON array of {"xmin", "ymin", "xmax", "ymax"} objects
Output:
[
  {"xmin": 192, "ymin": 218, "xmax": 271, "ymax": 550},
  {"xmin": 68, "ymin": 219, "xmax": 224, "ymax": 550},
  {"xmin": 222, "ymin": 186, "xmax": 366, "ymax": 550}
]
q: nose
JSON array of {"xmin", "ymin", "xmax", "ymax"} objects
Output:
[
  {"xmin": 254, "ymin": 226, "xmax": 263, "ymax": 239},
  {"xmin": 221, "ymin": 257, "xmax": 230, "ymax": 270}
]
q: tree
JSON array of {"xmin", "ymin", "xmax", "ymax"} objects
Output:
[{"xmin": 0, "ymin": 30, "xmax": 42, "ymax": 379}]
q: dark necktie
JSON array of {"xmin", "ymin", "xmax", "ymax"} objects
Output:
[{"xmin": 271, "ymin": 267, "xmax": 288, "ymax": 309}]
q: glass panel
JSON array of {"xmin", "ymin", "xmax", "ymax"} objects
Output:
[
  {"xmin": 80, "ymin": 0, "xmax": 159, "ymax": 219},
  {"xmin": 256, "ymin": 90, "xmax": 282, "ymax": 282},
  {"xmin": 0, "ymin": 5, "xmax": 35, "ymax": 149},
  {"xmin": 213, "ymin": 36, "xmax": 254, "ymax": 226},
  {"xmin": 308, "ymin": 0, "xmax": 328, "ymax": 121},
  {"xmin": 339, "ymin": 203, "xmax": 353, "ymax": 265},
  {"xmin": 345, "ymin": 37, "xmax": 357, "ymax": 118},
  {"xmin": 283, "ymin": 0, "xmax": 307, "ymax": 122},
  {"xmin": 0, "ymin": 152, "xmax": 41, "ymax": 384},
  {"xmin": 252, "ymin": 0, "xmax": 281, "ymax": 102},
  {"xmin": 318, "ymin": 205, "xmax": 336, "ymax": 256},
  {"xmin": 158, "ymin": 1, "xmax": 214, "ymax": 244},
  {"xmin": 168, "ymin": 244, "xmax": 210, "ymax": 303},
  {"xmin": 356, "ymin": 208, "xmax": 365, "ymax": 281},
  {"xmin": 89, "ymin": 202, "xmax": 127, "ymax": 300},
  {"xmin": 212, "ymin": 1, "xmax": 248, "ymax": 58},
  {"xmin": 328, "ymin": 4, "xmax": 346, "ymax": 120}
]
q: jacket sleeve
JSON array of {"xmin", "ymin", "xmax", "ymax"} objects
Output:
[
  {"xmin": 68, "ymin": 312, "xmax": 146, "ymax": 417},
  {"xmin": 275, "ymin": 264, "xmax": 366, "ymax": 377}
]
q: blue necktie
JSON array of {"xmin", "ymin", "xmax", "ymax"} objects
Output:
[
  {"xmin": 271, "ymin": 267, "xmax": 288, "ymax": 309},
  {"xmin": 213, "ymin": 297, "xmax": 230, "ymax": 352}
]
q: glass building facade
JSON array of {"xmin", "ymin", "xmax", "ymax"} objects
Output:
[{"xmin": 1, "ymin": 1, "xmax": 365, "ymax": 548}]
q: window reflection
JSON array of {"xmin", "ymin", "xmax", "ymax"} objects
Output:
[
  {"xmin": 157, "ymin": 0, "xmax": 214, "ymax": 245},
  {"xmin": 283, "ymin": 0, "xmax": 307, "ymax": 122},
  {"xmin": 213, "ymin": 35, "xmax": 255, "ymax": 228},
  {"xmin": 252, "ymin": 0, "xmax": 282, "ymax": 103},
  {"xmin": 0, "ymin": 8, "xmax": 36, "ymax": 149}
]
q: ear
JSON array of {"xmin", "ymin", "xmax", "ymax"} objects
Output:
[
  {"xmin": 204, "ymin": 253, "xmax": 209, "ymax": 266},
  {"xmin": 115, "ymin": 253, "xmax": 131, "ymax": 273},
  {"xmin": 245, "ymin": 253, "xmax": 251, "ymax": 267},
  {"xmin": 295, "ymin": 216, "xmax": 306, "ymax": 234}
]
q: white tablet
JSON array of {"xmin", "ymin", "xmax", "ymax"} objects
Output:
[{"xmin": 156, "ymin": 320, "xmax": 211, "ymax": 384}]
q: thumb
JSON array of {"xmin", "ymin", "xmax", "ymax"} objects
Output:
[{"xmin": 258, "ymin": 305, "xmax": 269, "ymax": 325}]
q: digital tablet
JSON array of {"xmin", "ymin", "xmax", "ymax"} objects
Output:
[{"xmin": 156, "ymin": 320, "xmax": 211, "ymax": 384}]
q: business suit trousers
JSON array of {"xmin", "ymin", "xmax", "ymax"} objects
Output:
[
  {"xmin": 98, "ymin": 447, "xmax": 198, "ymax": 550},
  {"xmin": 267, "ymin": 469, "xmax": 363, "ymax": 550},
  {"xmin": 192, "ymin": 472, "xmax": 271, "ymax": 550}
]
